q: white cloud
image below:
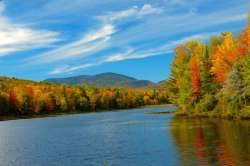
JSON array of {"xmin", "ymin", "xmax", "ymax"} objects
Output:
[
  {"xmin": 29, "ymin": 24, "xmax": 115, "ymax": 63},
  {"xmin": 140, "ymin": 4, "xmax": 163, "ymax": 15},
  {"xmin": 97, "ymin": 4, "xmax": 163, "ymax": 23},
  {"xmin": 0, "ymin": 28, "xmax": 60, "ymax": 56},
  {"xmin": 0, "ymin": 1, "xmax": 61, "ymax": 57},
  {"xmin": 81, "ymin": 24, "xmax": 115, "ymax": 43},
  {"xmin": 29, "ymin": 4, "xmax": 162, "ymax": 64},
  {"xmin": 105, "ymin": 32, "xmax": 215, "ymax": 62},
  {"xmin": 104, "ymin": 48, "xmax": 135, "ymax": 62},
  {"xmin": 111, "ymin": 4, "xmax": 248, "ymax": 47},
  {"xmin": 49, "ymin": 63, "xmax": 95, "ymax": 74},
  {"xmin": 26, "ymin": 2, "xmax": 248, "ymax": 76},
  {"xmin": 49, "ymin": 32, "xmax": 215, "ymax": 74}
]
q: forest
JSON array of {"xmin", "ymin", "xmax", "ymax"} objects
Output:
[
  {"xmin": 166, "ymin": 13, "xmax": 250, "ymax": 119},
  {"xmin": 0, "ymin": 77, "xmax": 169, "ymax": 118}
]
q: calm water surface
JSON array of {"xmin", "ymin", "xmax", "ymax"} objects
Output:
[{"xmin": 0, "ymin": 106, "xmax": 249, "ymax": 166}]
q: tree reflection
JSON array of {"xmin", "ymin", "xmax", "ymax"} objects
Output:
[{"xmin": 170, "ymin": 117, "xmax": 250, "ymax": 166}]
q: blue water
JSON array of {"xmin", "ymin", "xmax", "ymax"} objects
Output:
[
  {"xmin": 0, "ymin": 107, "xmax": 178, "ymax": 166},
  {"xmin": 0, "ymin": 106, "xmax": 249, "ymax": 166}
]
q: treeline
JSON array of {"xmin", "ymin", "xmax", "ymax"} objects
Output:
[
  {"xmin": 0, "ymin": 77, "xmax": 169, "ymax": 117},
  {"xmin": 166, "ymin": 13, "xmax": 250, "ymax": 118}
]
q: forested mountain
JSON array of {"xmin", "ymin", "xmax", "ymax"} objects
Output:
[
  {"xmin": 44, "ymin": 72, "xmax": 160, "ymax": 88},
  {"xmin": 0, "ymin": 76, "xmax": 169, "ymax": 118}
]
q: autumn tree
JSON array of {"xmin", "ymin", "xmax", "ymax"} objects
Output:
[
  {"xmin": 238, "ymin": 13, "xmax": 250, "ymax": 56},
  {"xmin": 190, "ymin": 55, "xmax": 201, "ymax": 100},
  {"xmin": 8, "ymin": 88, "xmax": 19, "ymax": 114},
  {"xmin": 211, "ymin": 32, "xmax": 240, "ymax": 83}
]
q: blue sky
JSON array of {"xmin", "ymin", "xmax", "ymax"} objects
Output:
[{"xmin": 0, "ymin": 0, "xmax": 249, "ymax": 82}]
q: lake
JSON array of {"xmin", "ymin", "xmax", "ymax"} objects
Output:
[{"xmin": 0, "ymin": 106, "xmax": 249, "ymax": 166}]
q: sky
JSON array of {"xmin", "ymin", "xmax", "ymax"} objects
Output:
[{"xmin": 0, "ymin": 0, "xmax": 249, "ymax": 82}]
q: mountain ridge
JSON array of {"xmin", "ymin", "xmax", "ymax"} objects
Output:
[{"xmin": 44, "ymin": 72, "xmax": 163, "ymax": 88}]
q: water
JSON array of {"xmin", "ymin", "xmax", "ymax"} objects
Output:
[{"xmin": 0, "ymin": 106, "xmax": 249, "ymax": 166}]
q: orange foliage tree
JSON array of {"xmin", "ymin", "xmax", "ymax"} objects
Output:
[
  {"xmin": 190, "ymin": 55, "xmax": 201, "ymax": 100},
  {"xmin": 211, "ymin": 32, "xmax": 241, "ymax": 83},
  {"xmin": 238, "ymin": 13, "xmax": 250, "ymax": 56}
]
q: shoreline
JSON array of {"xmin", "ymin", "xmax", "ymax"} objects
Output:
[
  {"xmin": 174, "ymin": 111, "xmax": 250, "ymax": 120},
  {"xmin": 2, "ymin": 104, "xmax": 249, "ymax": 122},
  {"xmin": 0, "ymin": 104, "xmax": 174, "ymax": 122}
]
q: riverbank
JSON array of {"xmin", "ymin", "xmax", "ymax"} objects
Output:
[
  {"xmin": 145, "ymin": 110, "xmax": 176, "ymax": 115},
  {"xmin": 0, "ymin": 104, "xmax": 173, "ymax": 122},
  {"xmin": 0, "ymin": 112, "xmax": 82, "ymax": 122},
  {"xmin": 175, "ymin": 109, "xmax": 250, "ymax": 120},
  {"xmin": 141, "ymin": 104, "xmax": 175, "ymax": 108}
]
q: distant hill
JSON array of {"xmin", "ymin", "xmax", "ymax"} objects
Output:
[
  {"xmin": 44, "ymin": 72, "xmax": 162, "ymax": 88},
  {"xmin": 158, "ymin": 80, "xmax": 166, "ymax": 87}
]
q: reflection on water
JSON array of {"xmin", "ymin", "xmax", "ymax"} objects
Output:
[
  {"xmin": 0, "ymin": 106, "xmax": 249, "ymax": 166},
  {"xmin": 0, "ymin": 106, "xmax": 178, "ymax": 166},
  {"xmin": 170, "ymin": 117, "xmax": 250, "ymax": 166}
]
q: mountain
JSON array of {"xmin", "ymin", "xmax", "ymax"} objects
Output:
[
  {"xmin": 44, "ymin": 72, "xmax": 160, "ymax": 88},
  {"xmin": 158, "ymin": 80, "xmax": 167, "ymax": 87}
]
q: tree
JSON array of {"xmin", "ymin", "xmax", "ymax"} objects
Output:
[
  {"xmin": 211, "ymin": 32, "xmax": 240, "ymax": 83},
  {"xmin": 238, "ymin": 13, "xmax": 250, "ymax": 56},
  {"xmin": 9, "ymin": 88, "xmax": 18, "ymax": 114},
  {"xmin": 190, "ymin": 55, "xmax": 201, "ymax": 100}
]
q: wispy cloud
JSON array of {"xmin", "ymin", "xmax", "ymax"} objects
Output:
[
  {"xmin": 29, "ymin": 4, "xmax": 163, "ymax": 64},
  {"xmin": 18, "ymin": 1, "xmax": 249, "ymax": 77},
  {"xmin": 97, "ymin": 4, "xmax": 163, "ymax": 23},
  {"xmin": 111, "ymin": 3, "xmax": 248, "ymax": 47},
  {"xmin": 104, "ymin": 32, "xmax": 215, "ymax": 62},
  {"xmin": 49, "ymin": 32, "xmax": 215, "ymax": 74},
  {"xmin": 0, "ymin": 1, "xmax": 61, "ymax": 56},
  {"xmin": 29, "ymin": 24, "xmax": 115, "ymax": 63},
  {"xmin": 49, "ymin": 63, "xmax": 96, "ymax": 74}
]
